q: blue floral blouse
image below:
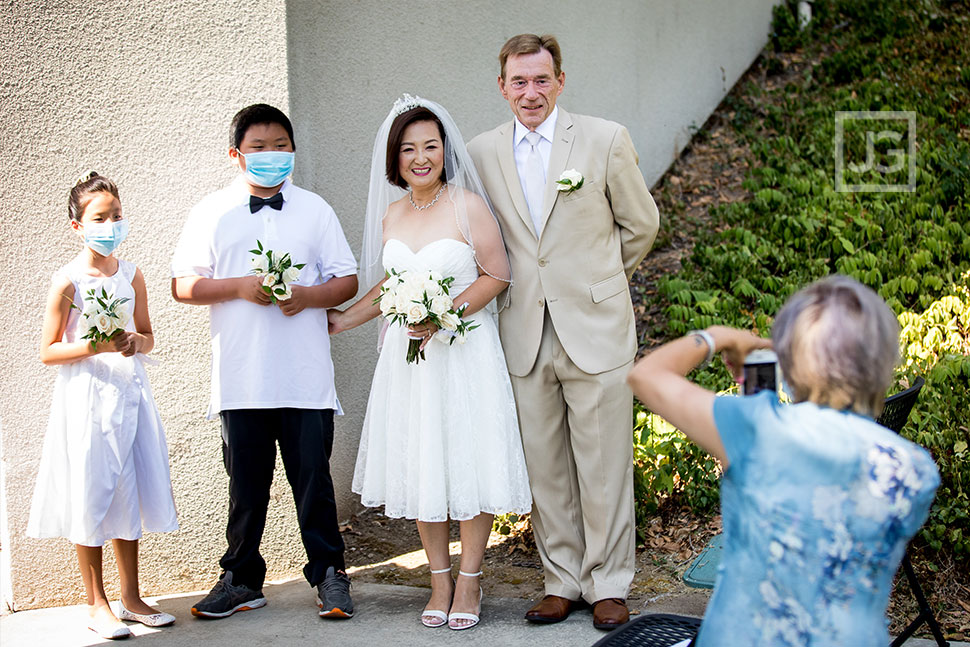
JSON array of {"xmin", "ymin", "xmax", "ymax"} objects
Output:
[{"xmin": 695, "ymin": 391, "xmax": 940, "ymax": 647}]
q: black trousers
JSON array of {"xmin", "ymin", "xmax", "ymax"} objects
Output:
[{"xmin": 219, "ymin": 408, "xmax": 345, "ymax": 589}]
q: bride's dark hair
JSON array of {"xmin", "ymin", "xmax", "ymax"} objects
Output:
[{"xmin": 385, "ymin": 107, "xmax": 447, "ymax": 189}]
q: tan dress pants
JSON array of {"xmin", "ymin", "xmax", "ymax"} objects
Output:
[{"xmin": 511, "ymin": 312, "xmax": 635, "ymax": 603}]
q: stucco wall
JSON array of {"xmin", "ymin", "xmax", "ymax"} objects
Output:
[
  {"xmin": 286, "ymin": 1, "xmax": 776, "ymax": 203},
  {"xmin": 0, "ymin": 0, "xmax": 294, "ymax": 610},
  {"xmin": 1, "ymin": 0, "xmax": 777, "ymax": 610}
]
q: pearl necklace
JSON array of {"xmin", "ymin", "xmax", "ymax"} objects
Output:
[{"xmin": 409, "ymin": 183, "xmax": 446, "ymax": 211}]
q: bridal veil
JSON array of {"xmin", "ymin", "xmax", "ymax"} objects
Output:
[{"xmin": 359, "ymin": 94, "xmax": 512, "ymax": 303}]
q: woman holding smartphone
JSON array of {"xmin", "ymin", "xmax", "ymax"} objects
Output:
[{"xmin": 628, "ymin": 275, "xmax": 939, "ymax": 647}]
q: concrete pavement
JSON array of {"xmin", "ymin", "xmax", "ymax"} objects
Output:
[
  {"xmin": 0, "ymin": 579, "xmax": 964, "ymax": 647},
  {"xmin": 0, "ymin": 578, "xmax": 604, "ymax": 647}
]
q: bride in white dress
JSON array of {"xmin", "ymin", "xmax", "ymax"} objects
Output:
[{"xmin": 328, "ymin": 95, "xmax": 530, "ymax": 631}]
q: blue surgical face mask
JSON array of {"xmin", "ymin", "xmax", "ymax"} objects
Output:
[
  {"xmin": 82, "ymin": 219, "xmax": 129, "ymax": 256},
  {"xmin": 241, "ymin": 151, "xmax": 295, "ymax": 188}
]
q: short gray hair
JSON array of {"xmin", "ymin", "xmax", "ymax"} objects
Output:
[{"xmin": 772, "ymin": 275, "xmax": 900, "ymax": 417}]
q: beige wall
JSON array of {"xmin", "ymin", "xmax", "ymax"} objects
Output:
[
  {"xmin": 1, "ymin": 0, "xmax": 777, "ymax": 610},
  {"xmin": 0, "ymin": 0, "xmax": 294, "ymax": 610}
]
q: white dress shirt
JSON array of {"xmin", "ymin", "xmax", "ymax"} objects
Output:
[
  {"xmin": 513, "ymin": 106, "xmax": 559, "ymax": 228},
  {"xmin": 172, "ymin": 177, "xmax": 357, "ymax": 419}
]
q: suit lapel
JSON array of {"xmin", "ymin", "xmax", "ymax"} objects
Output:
[
  {"xmin": 496, "ymin": 121, "xmax": 536, "ymax": 238},
  {"xmin": 541, "ymin": 109, "xmax": 575, "ymax": 233}
]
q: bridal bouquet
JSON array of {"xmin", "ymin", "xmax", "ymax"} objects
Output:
[
  {"xmin": 375, "ymin": 268, "xmax": 478, "ymax": 364},
  {"xmin": 249, "ymin": 239, "xmax": 305, "ymax": 304},
  {"xmin": 74, "ymin": 287, "xmax": 131, "ymax": 350}
]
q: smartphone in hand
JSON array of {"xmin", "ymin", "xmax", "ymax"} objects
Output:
[{"xmin": 743, "ymin": 349, "xmax": 779, "ymax": 396}]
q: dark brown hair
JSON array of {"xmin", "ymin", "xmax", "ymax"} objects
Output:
[
  {"xmin": 68, "ymin": 171, "xmax": 119, "ymax": 221},
  {"xmin": 385, "ymin": 107, "xmax": 446, "ymax": 190},
  {"xmin": 499, "ymin": 33, "xmax": 562, "ymax": 79},
  {"xmin": 230, "ymin": 103, "xmax": 296, "ymax": 151}
]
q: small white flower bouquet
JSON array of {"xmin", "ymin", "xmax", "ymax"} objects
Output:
[
  {"xmin": 249, "ymin": 239, "xmax": 305, "ymax": 304},
  {"xmin": 375, "ymin": 268, "xmax": 479, "ymax": 364},
  {"xmin": 74, "ymin": 287, "xmax": 131, "ymax": 350}
]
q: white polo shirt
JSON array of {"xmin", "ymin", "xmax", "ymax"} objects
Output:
[{"xmin": 172, "ymin": 177, "xmax": 357, "ymax": 419}]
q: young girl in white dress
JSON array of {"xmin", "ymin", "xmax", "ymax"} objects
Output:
[
  {"xmin": 329, "ymin": 96, "xmax": 531, "ymax": 631},
  {"xmin": 27, "ymin": 172, "xmax": 178, "ymax": 640}
]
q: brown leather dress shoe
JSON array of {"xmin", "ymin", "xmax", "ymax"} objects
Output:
[
  {"xmin": 592, "ymin": 598, "xmax": 629, "ymax": 630},
  {"xmin": 524, "ymin": 595, "xmax": 579, "ymax": 624}
]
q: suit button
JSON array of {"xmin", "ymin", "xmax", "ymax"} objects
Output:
[
  {"xmin": 537, "ymin": 299, "xmax": 544, "ymax": 307},
  {"xmin": 538, "ymin": 258, "xmax": 547, "ymax": 267}
]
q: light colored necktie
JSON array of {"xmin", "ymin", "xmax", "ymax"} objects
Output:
[{"xmin": 523, "ymin": 131, "xmax": 546, "ymax": 233}]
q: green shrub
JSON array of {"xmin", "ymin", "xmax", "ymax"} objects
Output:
[
  {"xmin": 898, "ymin": 282, "xmax": 970, "ymax": 554},
  {"xmin": 636, "ymin": 0, "xmax": 970, "ymax": 561},
  {"xmin": 633, "ymin": 401, "xmax": 722, "ymax": 535},
  {"xmin": 770, "ymin": 2, "xmax": 805, "ymax": 53}
]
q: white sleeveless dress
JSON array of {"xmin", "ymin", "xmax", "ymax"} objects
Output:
[
  {"xmin": 27, "ymin": 259, "xmax": 178, "ymax": 547},
  {"xmin": 352, "ymin": 238, "xmax": 532, "ymax": 522}
]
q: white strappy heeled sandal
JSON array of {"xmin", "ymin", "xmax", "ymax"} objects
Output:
[
  {"xmin": 421, "ymin": 566, "xmax": 453, "ymax": 628},
  {"xmin": 448, "ymin": 570, "xmax": 482, "ymax": 631}
]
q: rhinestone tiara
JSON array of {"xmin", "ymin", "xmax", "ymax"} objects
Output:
[{"xmin": 392, "ymin": 93, "xmax": 423, "ymax": 115}]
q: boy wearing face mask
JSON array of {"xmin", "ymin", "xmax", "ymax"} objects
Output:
[{"xmin": 171, "ymin": 104, "xmax": 359, "ymax": 620}]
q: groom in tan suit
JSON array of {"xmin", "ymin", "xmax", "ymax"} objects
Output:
[{"xmin": 468, "ymin": 34, "xmax": 659, "ymax": 630}]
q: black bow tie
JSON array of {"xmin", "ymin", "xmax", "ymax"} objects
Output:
[{"xmin": 250, "ymin": 193, "xmax": 284, "ymax": 214}]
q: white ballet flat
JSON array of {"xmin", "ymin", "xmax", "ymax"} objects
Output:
[
  {"xmin": 448, "ymin": 570, "xmax": 482, "ymax": 631},
  {"xmin": 88, "ymin": 617, "xmax": 131, "ymax": 640},
  {"xmin": 117, "ymin": 602, "xmax": 176, "ymax": 627},
  {"xmin": 421, "ymin": 566, "xmax": 453, "ymax": 628}
]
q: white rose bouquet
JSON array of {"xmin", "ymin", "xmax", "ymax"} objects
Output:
[
  {"xmin": 375, "ymin": 268, "xmax": 479, "ymax": 364},
  {"xmin": 249, "ymin": 239, "xmax": 305, "ymax": 304},
  {"xmin": 73, "ymin": 287, "xmax": 131, "ymax": 350}
]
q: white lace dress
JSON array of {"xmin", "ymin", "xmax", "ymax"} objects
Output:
[
  {"xmin": 27, "ymin": 259, "xmax": 178, "ymax": 547},
  {"xmin": 352, "ymin": 238, "xmax": 532, "ymax": 521}
]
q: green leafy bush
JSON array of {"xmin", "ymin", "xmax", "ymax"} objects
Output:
[
  {"xmin": 633, "ymin": 401, "xmax": 722, "ymax": 537},
  {"xmin": 770, "ymin": 2, "xmax": 805, "ymax": 53},
  {"xmin": 492, "ymin": 513, "xmax": 522, "ymax": 536},
  {"xmin": 898, "ymin": 281, "xmax": 970, "ymax": 554},
  {"xmin": 636, "ymin": 0, "xmax": 970, "ymax": 560}
]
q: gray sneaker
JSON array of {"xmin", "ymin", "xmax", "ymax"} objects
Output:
[
  {"xmin": 317, "ymin": 566, "xmax": 354, "ymax": 619},
  {"xmin": 191, "ymin": 571, "xmax": 267, "ymax": 618}
]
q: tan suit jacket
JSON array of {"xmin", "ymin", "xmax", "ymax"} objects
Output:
[{"xmin": 468, "ymin": 109, "xmax": 659, "ymax": 376}]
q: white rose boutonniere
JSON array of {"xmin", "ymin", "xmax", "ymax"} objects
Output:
[{"xmin": 556, "ymin": 169, "xmax": 584, "ymax": 194}]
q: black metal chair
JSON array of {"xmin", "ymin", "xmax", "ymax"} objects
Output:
[
  {"xmin": 876, "ymin": 377, "xmax": 926, "ymax": 438},
  {"xmin": 591, "ymin": 613, "xmax": 701, "ymax": 647},
  {"xmin": 876, "ymin": 378, "xmax": 949, "ymax": 647}
]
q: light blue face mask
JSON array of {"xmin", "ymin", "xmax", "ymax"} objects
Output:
[
  {"xmin": 242, "ymin": 151, "xmax": 295, "ymax": 188},
  {"xmin": 82, "ymin": 219, "xmax": 129, "ymax": 256}
]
